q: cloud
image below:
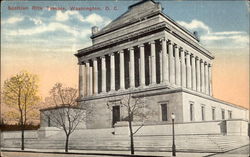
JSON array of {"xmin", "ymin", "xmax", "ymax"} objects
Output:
[
  {"xmin": 2, "ymin": 16, "xmax": 24, "ymax": 24},
  {"xmin": 85, "ymin": 13, "xmax": 111, "ymax": 26},
  {"xmin": 29, "ymin": 18, "xmax": 43, "ymax": 25},
  {"xmin": 55, "ymin": 11, "xmax": 111, "ymax": 26},
  {"xmin": 177, "ymin": 19, "xmax": 210, "ymax": 34},
  {"xmin": 55, "ymin": 10, "xmax": 82, "ymax": 21},
  {"xmin": 246, "ymin": 1, "xmax": 250, "ymax": 12},
  {"xmin": 177, "ymin": 19, "xmax": 249, "ymax": 49},
  {"xmin": 8, "ymin": 22, "xmax": 90, "ymax": 36}
]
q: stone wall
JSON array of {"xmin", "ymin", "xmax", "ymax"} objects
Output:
[
  {"xmin": 114, "ymin": 120, "xmax": 249, "ymax": 136},
  {"xmin": 82, "ymin": 89, "xmax": 184, "ymax": 129},
  {"xmin": 1, "ymin": 130, "xmax": 38, "ymax": 139},
  {"xmin": 81, "ymin": 89, "xmax": 248, "ymax": 129},
  {"xmin": 182, "ymin": 91, "xmax": 248, "ymax": 122}
]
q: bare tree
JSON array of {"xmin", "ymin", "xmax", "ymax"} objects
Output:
[
  {"xmin": 42, "ymin": 83, "xmax": 86, "ymax": 152},
  {"xmin": 2, "ymin": 71, "xmax": 41, "ymax": 150},
  {"xmin": 107, "ymin": 94, "xmax": 151, "ymax": 155}
]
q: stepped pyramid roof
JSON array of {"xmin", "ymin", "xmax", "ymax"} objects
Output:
[{"xmin": 92, "ymin": 0, "xmax": 162, "ymax": 38}]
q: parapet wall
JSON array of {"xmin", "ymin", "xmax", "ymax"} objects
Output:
[{"xmin": 114, "ymin": 119, "xmax": 249, "ymax": 136}]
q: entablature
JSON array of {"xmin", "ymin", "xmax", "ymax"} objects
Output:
[{"xmin": 76, "ymin": 20, "xmax": 214, "ymax": 62}]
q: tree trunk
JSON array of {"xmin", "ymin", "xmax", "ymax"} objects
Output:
[
  {"xmin": 65, "ymin": 134, "xmax": 69, "ymax": 152},
  {"xmin": 21, "ymin": 127, "xmax": 24, "ymax": 150},
  {"xmin": 128, "ymin": 119, "xmax": 134, "ymax": 154}
]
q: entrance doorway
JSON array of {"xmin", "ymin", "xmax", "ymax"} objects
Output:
[{"xmin": 112, "ymin": 106, "xmax": 120, "ymax": 126}]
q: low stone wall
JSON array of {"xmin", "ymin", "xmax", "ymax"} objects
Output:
[
  {"xmin": 114, "ymin": 119, "xmax": 249, "ymax": 136},
  {"xmin": 226, "ymin": 119, "xmax": 249, "ymax": 136},
  {"xmin": 37, "ymin": 127, "xmax": 61, "ymax": 138},
  {"xmin": 1, "ymin": 130, "xmax": 38, "ymax": 139}
]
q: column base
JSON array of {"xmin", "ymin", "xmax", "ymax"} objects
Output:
[
  {"xmin": 148, "ymin": 83, "xmax": 157, "ymax": 87},
  {"xmin": 118, "ymin": 88, "xmax": 125, "ymax": 92},
  {"xmin": 138, "ymin": 85, "xmax": 146, "ymax": 89},
  {"xmin": 100, "ymin": 91, "xmax": 107, "ymax": 94},
  {"xmin": 109, "ymin": 89, "xmax": 116, "ymax": 93},
  {"xmin": 128, "ymin": 87, "xmax": 135, "ymax": 91}
]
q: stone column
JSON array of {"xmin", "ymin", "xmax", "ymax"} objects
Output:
[
  {"xmin": 201, "ymin": 60, "xmax": 205, "ymax": 93},
  {"xmin": 129, "ymin": 48, "xmax": 135, "ymax": 88},
  {"xmin": 180, "ymin": 48, "xmax": 186, "ymax": 87},
  {"xmin": 196, "ymin": 57, "xmax": 201, "ymax": 92},
  {"xmin": 110, "ymin": 53, "xmax": 115, "ymax": 91},
  {"xmin": 208, "ymin": 64, "xmax": 213, "ymax": 96},
  {"xmin": 101, "ymin": 56, "xmax": 106, "ymax": 93},
  {"xmin": 169, "ymin": 41, "xmax": 175, "ymax": 84},
  {"xmin": 175, "ymin": 45, "xmax": 181, "ymax": 86},
  {"xmin": 93, "ymin": 58, "xmax": 98, "ymax": 94},
  {"xmin": 139, "ymin": 44, "xmax": 145, "ymax": 87},
  {"xmin": 204, "ymin": 62, "xmax": 209, "ymax": 94},
  {"xmin": 86, "ymin": 61, "xmax": 90, "ymax": 95},
  {"xmin": 89, "ymin": 66, "xmax": 93, "ymax": 95},
  {"xmin": 186, "ymin": 52, "xmax": 192, "ymax": 89},
  {"xmin": 150, "ymin": 41, "xmax": 156, "ymax": 85},
  {"xmin": 159, "ymin": 51, "xmax": 162, "ymax": 83},
  {"xmin": 191, "ymin": 54, "xmax": 196, "ymax": 90},
  {"xmin": 79, "ymin": 64, "xmax": 84, "ymax": 97},
  {"xmin": 119, "ymin": 50, "xmax": 125, "ymax": 90},
  {"xmin": 161, "ymin": 38, "xmax": 168, "ymax": 84}
]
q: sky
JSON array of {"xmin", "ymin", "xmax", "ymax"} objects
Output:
[{"xmin": 1, "ymin": 0, "xmax": 249, "ymax": 110}]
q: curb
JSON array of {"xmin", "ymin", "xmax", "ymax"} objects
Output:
[{"xmin": 1, "ymin": 149, "xmax": 168, "ymax": 157}]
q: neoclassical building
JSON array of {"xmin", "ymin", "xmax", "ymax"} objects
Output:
[{"xmin": 75, "ymin": 0, "xmax": 248, "ymax": 131}]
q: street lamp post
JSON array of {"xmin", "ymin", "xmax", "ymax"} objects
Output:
[{"xmin": 171, "ymin": 113, "xmax": 176, "ymax": 156}]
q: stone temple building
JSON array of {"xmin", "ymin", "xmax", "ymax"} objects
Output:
[
  {"xmin": 34, "ymin": 0, "xmax": 249, "ymax": 152},
  {"xmin": 75, "ymin": 0, "xmax": 248, "ymax": 129}
]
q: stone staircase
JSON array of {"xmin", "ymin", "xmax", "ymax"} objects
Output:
[{"xmin": 2, "ymin": 129, "xmax": 249, "ymax": 153}]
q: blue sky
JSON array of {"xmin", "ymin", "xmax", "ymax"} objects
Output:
[
  {"xmin": 1, "ymin": 0, "xmax": 249, "ymax": 108},
  {"xmin": 1, "ymin": 0, "xmax": 249, "ymax": 51}
]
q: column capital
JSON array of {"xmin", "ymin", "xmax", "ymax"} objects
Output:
[
  {"xmin": 204, "ymin": 61, "xmax": 208, "ymax": 65},
  {"xmin": 92, "ymin": 57, "xmax": 97, "ymax": 61},
  {"xmin": 118, "ymin": 50, "xmax": 124, "ymax": 54},
  {"xmin": 149, "ymin": 40, "xmax": 156, "ymax": 45},
  {"xmin": 195, "ymin": 56, "xmax": 199, "ymax": 60},
  {"xmin": 200, "ymin": 59, "xmax": 204, "ymax": 63},
  {"xmin": 208, "ymin": 63, "xmax": 212, "ymax": 67},
  {"xmin": 108, "ymin": 53, "xmax": 115, "ymax": 56},
  {"xmin": 85, "ymin": 60, "xmax": 90, "ymax": 64},
  {"xmin": 79, "ymin": 61, "xmax": 84, "ymax": 65},
  {"xmin": 168, "ymin": 40, "xmax": 174, "ymax": 45},
  {"xmin": 128, "ymin": 47, "xmax": 134, "ymax": 51},
  {"xmin": 100, "ymin": 55, "xmax": 106, "ymax": 59},
  {"xmin": 138, "ymin": 44, "xmax": 144, "ymax": 47},
  {"xmin": 159, "ymin": 37, "xmax": 166, "ymax": 42},
  {"xmin": 174, "ymin": 44, "xmax": 181, "ymax": 49},
  {"xmin": 185, "ymin": 50, "xmax": 190, "ymax": 55},
  {"xmin": 179, "ymin": 46, "xmax": 183, "ymax": 51},
  {"xmin": 190, "ymin": 53, "xmax": 195, "ymax": 57}
]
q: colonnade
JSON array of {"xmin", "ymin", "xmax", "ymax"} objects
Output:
[{"xmin": 79, "ymin": 38, "xmax": 213, "ymax": 97}]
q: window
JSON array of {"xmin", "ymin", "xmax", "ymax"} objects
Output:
[
  {"xmin": 190, "ymin": 103, "xmax": 194, "ymax": 121},
  {"xmin": 47, "ymin": 116, "xmax": 51, "ymax": 127},
  {"xmin": 161, "ymin": 103, "xmax": 168, "ymax": 121},
  {"xmin": 201, "ymin": 105, "xmax": 205, "ymax": 121},
  {"xmin": 228, "ymin": 111, "xmax": 232, "ymax": 119},
  {"xmin": 212, "ymin": 107, "xmax": 216, "ymax": 120},
  {"xmin": 221, "ymin": 109, "xmax": 225, "ymax": 120}
]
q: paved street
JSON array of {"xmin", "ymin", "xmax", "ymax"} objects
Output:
[
  {"xmin": 209, "ymin": 145, "xmax": 249, "ymax": 157},
  {"xmin": 1, "ymin": 146, "xmax": 249, "ymax": 157},
  {"xmin": 1, "ymin": 152, "xmax": 124, "ymax": 157},
  {"xmin": 0, "ymin": 150, "xmax": 214, "ymax": 157}
]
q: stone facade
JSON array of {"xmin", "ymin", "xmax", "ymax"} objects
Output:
[
  {"xmin": 40, "ymin": 106, "xmax": 86, "ymax": 129},
  {"xmin": 75, "ymin": 0, "xmax": 248, "ymax": 131}
]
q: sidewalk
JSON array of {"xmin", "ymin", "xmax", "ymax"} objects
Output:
[{"xmin": 1, "ymin": 148, "xmax": 214, "ymax": 157}]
